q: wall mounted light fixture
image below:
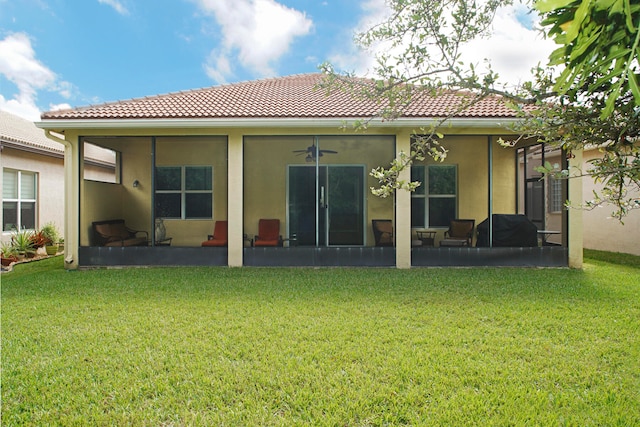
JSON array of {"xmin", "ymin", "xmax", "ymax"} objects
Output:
[{"xmin": 133, "ymin": 180, "xmax": 140, "ymax": 187}]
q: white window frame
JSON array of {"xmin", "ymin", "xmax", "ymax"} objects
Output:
[{"xmin": 3, "ymin": 168, "xmax": 38, "ymax": 232}]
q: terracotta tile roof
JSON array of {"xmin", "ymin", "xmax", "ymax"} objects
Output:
[
  {"xmin": 1, "ymin": 110, "xmax": 63, "ymax": 153},
  {"xmin": 41, "ymin": 73, "xmax": 519, "ymax": 121}
]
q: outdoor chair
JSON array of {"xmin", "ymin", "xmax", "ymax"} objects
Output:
[
  {"xmin": 201, "ymin": 220, "xmax": 228, "ymax": 247},
  {"xmin": 253, "ymin": 219, "xmax": 283, "ymax": 247},
  {"xmin": 440, "ymin": 219, "xmax": 475, "ymax": 247},
  {"xmin": 92, "ymin": 219, "xmax": 148, "ymax": 247},
  {"xmin": 372, "ymin": 219, "xmax": 394, "ymax": 247}
]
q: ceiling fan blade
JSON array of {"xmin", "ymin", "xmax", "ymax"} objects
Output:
[{"xmin": 292, "ymin": 144, "xmax": 337, "ymax": 158}]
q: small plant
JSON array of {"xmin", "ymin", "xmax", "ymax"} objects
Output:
[
  {"xmin": 11, "ymin": 229, "xmax": 36, "ymax": 257},
  {"xmin": 1, "ymin": 241, "xmax": 18, "ymax": 257},
  {"xmin": 29, "ymin": 230, "xmax": 51, "ymax": 249},
  {"xmin": 40, "ymin": 222, "xmax": 60, "ymax": 246},
  {"xmin": 1, "ymin": 242, "xmax": 19, "ymax": 266}
]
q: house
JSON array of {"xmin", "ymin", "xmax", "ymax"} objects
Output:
[
  {"xmin": 581, "ymin": 147, "xmax": 640, "ymax": 256},
  {"xmin": 1, "ymin": 110, "xmax": 116, "ymax": 245},
  {"xmin": 36, "ymin": 74, "xmax": 583, "ymax": 269},
  {"xmin": 1, "ymin": 110, "xmax": 65, "ymax": 242}
]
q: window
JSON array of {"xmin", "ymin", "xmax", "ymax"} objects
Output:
[
  {"xmin": 155, "ymin": 166, "xmax": 212, "ymax": 219},
  {"xmin": 411, "ymin": 165, "xmax": 457, "ymax": 228},
  {"xmin": 548, "ymin": 176, "xmax": 563, "ymax": 213},
  {"xmin": 3, "ymin": 169, "xmax": 37, "ymax": 231}
]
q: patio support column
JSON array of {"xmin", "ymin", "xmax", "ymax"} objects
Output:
[
  {"xmin": 396, "ymin": 131, "xmax": 412, "ymax": 269},
  {"xmin": 63, "ymin": 133, "xmax": 80, "ymax": 270},
  {"xmin": 488, "ymin": 136, "xmax": 493, "ymax": 247},
  {"xmin": 227, "ymin": 132, "xmax": 243, "ymax": 267},
  {"xmin": 567, "ymin": 148, "xmax": 583, "ymax": 268}
]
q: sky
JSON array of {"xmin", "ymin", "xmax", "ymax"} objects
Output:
[{"xmin": 0, "ymin": 0, "xmax": 555, "ymax": 122}]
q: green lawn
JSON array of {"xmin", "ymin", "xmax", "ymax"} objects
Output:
[{"xmin": 2, "ymin": 251, "xmax": 639, "ymax": 426}]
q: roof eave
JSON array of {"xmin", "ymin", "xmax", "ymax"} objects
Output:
[
  {"xmin": 0, "ymin": 139, "xmax": 64, "ymax": 158},
  {"xmin": 36, "ymin": 117, "xmax": 522, "ymax": 132}
]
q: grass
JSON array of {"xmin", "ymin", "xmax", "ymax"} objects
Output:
[{"xmin": 2, "ymin": 251, "xmax": 639, "ymax": 426}]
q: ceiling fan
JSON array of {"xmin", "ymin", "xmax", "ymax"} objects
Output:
[{"xmin": 292, "ymin": 141, "xmax": 338, "ymax": 162}]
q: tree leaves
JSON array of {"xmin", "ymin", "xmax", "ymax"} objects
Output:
[
  {"xmin": 536, "ymin": 0, "xmax": 577, "ymax": 13},
  {"xmin": 535, "ymin": 0, "xmax": 640, "ymax": 119}
]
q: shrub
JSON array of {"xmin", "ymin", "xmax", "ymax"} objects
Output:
[
  {"xmin": 30, "ymin": 231, "xmax": 50, "ymax": 248},
  {"xmin": 1, "ymin": 242, "xmax": 18, "ymax": 258},
  {"xmin": 39, "ymin": 222, "xmax": 60, "ymax": 246},
  {"xmin": 11, "ymin": 230, "xmax": 36, "ymax": 255}
]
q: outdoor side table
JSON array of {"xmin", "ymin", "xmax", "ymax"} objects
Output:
[{"xmin": 415, "ymin": 229, "xmax": 437, "ymax": 247}]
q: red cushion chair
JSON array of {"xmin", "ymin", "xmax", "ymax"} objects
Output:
[
  {"xmin": 253, "ymin": 219, "xmax": 282, "ymax": 247},
  {"xmin": 201, "ymin": 220, "xmax": 228, "ymax": 247}
]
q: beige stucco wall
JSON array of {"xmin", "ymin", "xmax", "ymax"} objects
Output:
[
  {"xmin": 243, "ymin": 134, "xmax": 395, "ymax": 246},
  {"xmin": 492, "ymin": 136, "xmax": 518, "ymax": 214},
  {"xmin": 79, "ymin": 136, "xmax": 228, "ymax": 247},
  {"xmin": 156, "ymin": 136, "xmax": 228, "ymax": 246},
  {"xmin": 412, "ymin": 135, "xmax": 517, "ymax": 245},
  {"xmin": 80, "ymin": 137, "xmax": 151, "ymax": 246},
  {"xmin": 81, "ymin": 181, "xmax": 124, "ymax": 245},
  {"xmin": 1, "ymin": 147, "xmax": 65, "ymax": 244},
  {"xmin": 582, "ymin": 148, "xmax": 640, "ymax": 256}
]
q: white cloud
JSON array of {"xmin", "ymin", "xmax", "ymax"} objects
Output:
[
  {"xmin": 193, "ymin": 0, "xmax": 313, "ymax": 83},
  {"xmin": 0, "ymin": 33, "xmax": 56, "ymax": 120},
  {"xmin": 49, "ymin": 102, "xmax": 72, "ymax": 111},
  {"xmin": 54, "ymin": 81, "xmax": 74, "ymax": 99},
  {"xmin": 0, "ymin": 33, "xmax": 56, "ymax": 97},
  {"xmin": 327, "ymin": 0, "xmax": 391, "ymax": 76},
  {"xmin": 0, "ymin": 33, "xmax": 74, "ymax": 121},
  {"xmin": 0, "ymin": 94, "xmax": 42, "ymax": 122},
  {"xmin": 97, "ymin": 0, "xmax": 129, "ymax": 16},
  {"xmin": 331, "ymin": 1, "xmax": 554, "ymax": 88},
  {"xmin": 459, "ymin": 4, "xmax": 556, "ymax": 88},
  {"xmin": 204, "ymin": 52, "xmax": 232, "ymax": 83}
]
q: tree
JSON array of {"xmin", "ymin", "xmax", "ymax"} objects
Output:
[{"xmin": 321, "ymin": 0, "xmax": 639, "ymax": 219}]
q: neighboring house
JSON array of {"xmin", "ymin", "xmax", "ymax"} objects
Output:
[
  {"xmin": 581, "ymin": 147, "xmax": 640, "ymax": 256},
  {"xmin": 1, "ymin": 111, "xmax": 65, "ymax": 244},
  {"xmin": 36, "ymin": 74, "xmax": 583, "ymax": 269},
  {"xmin": 1, "ymin": 110, "xmax": 116, "ymax": 245}
]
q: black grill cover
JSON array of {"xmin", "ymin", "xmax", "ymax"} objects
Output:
[{"xmin": 476, "ymin": 214, "xmax": 538, "ymax": 247}]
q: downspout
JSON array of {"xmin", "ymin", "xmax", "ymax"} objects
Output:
[
  {"xmin": 44, "ymin": 130, "xmax": 75, "ymax": 268},
  {"xmin": 45, "ymin": 129, "xmax": 67, "ymax": 146}
]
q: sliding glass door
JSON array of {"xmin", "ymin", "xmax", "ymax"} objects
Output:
[{"xmin": 288, "ymin": 165, "xmax": 364, "ymax": 246}]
